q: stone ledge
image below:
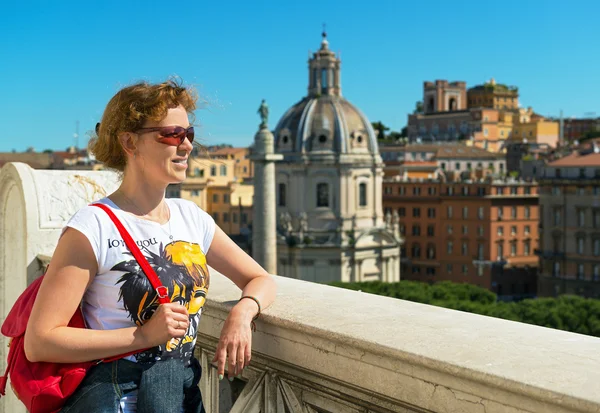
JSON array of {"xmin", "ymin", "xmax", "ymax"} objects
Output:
[{"xmin": 201, "ymin": 269, "xmax": 600, "ymax": 413}]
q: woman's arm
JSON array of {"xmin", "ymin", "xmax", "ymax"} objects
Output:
[
  {"xmin": 24, "ymin": 227, "xmax": 188, "ymax": 363},
  {"xmin": 206, "ymin": 226, "xmax": 277, "ymax": 379}
]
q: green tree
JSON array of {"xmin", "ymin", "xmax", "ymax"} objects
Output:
[{"xmin": 371, "ymin": 121, "xmax": 390, "ymax": 141}]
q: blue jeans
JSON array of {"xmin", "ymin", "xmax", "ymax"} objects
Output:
[{"xmin": 60, "ymin": 357, "xmax": 204, "ymax": 413}]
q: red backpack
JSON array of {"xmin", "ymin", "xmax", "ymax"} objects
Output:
[{"xmin": 0, "ymin": 203, "xmax": 170, "ymax": 413}]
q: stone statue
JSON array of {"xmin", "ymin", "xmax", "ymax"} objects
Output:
[
  {"xmin": 279, "ymin": 212, "xmax": 293, "ymax": 235},
  {"xmin": 385, "ymin": 211, "xmax": 392, "ymax": 230},
  {"xmin": 297, "ymin": 212, "xmax": 309, "ymax": 239},
  {"xmin": 258, "ymin": 99, "xmax": 269, "ymax": 128},
  {"xmin": 392, "ymin": 210, "xmax": 399, "ymax": 227}
]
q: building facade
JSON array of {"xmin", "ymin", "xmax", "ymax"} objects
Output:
[
  {"xmin": 537, "ymin": 150, "xmax": 600, "ymax": 298},
  {"xmin": 383, "ymin": 179, "xmax": 539, "ymax": 300},
  {"xmin": 272, "ymin": 33, "xmax": 402, "ymax": 284}
]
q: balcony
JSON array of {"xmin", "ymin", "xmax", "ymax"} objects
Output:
[{"xmin": 1, "ymin": 162, "xmax": 600, "ymax": 413}]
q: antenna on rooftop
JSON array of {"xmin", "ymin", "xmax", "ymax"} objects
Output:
[{"xmin": 74, "ymin": 120, "xmax": 79, "ymax": 149}]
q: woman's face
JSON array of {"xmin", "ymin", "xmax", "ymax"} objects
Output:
[{"xmin": 134, "ymin": 105, "xmax": 193, "ymax": 185}]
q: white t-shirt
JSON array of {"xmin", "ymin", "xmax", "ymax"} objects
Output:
[{"xmin": 65, "ymin": 197, "xmax": 215, "ymax": 366}]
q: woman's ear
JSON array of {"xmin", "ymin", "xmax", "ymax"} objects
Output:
[{"xmin": 119, "ymin": 132, "xmax": 139, "ymax": 157}]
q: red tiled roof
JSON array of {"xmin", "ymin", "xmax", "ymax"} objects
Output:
[{"xmin": 548, "ymin": 152, "xmax": 600, "ymax": 167}]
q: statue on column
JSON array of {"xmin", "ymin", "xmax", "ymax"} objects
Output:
[
  {"xmin": 258, "ymin": 99, "xmax": 269, "ymax": 128},
  {"xmin": 297, "ymin": 212, "xmax": 308, "ymax": 240},
  {"xmin": 392, "ymin": 210, "xmax": 400, "ymax": 240},
  {"xmin": 385, "ymin": 210, "xmax": 392, "ymax": 230}
]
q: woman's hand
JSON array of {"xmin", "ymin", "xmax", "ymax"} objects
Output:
[
  {"xmin": 212, "ymin": 300, "xmax": 257, "ymax": 380},
  {"xmin": 139, "ymin": 303, "xmax": 190, "ymax": 347}
]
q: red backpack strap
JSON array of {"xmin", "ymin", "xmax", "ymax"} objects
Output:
[{"xmin": 90, "ymin": 203, "xmax": 170, "ymax": 305}]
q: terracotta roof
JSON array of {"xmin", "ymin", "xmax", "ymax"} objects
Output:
[
  {"xmin": 435, "ymin": 146, "xmax": 500, "ymax": 160},
  {"xmin": 211, "ymin": 147, "xmax": 248, "ymax": 155},
  {"xmin": 402, "ymin": 161, "xmax": 438, "ymax": 167},
  {"xmin": 548, "ymin": 152, "xmax": 600, "ymax": 167}
]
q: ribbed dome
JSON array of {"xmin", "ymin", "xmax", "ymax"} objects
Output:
[{"xmin": 274, "ymin": 95, "xmax": 378, "ymax": 155}]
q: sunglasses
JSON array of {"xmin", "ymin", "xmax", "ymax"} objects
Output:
[{"xmin": 135, "ymin": 126, "xmax": 195, "ymax": 146}]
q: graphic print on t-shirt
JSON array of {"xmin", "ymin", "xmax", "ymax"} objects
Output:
[{"xmin": 111, "ymin": 240, "xmax": 210, "ymax": 363}]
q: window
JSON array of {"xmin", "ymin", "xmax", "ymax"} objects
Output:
[
  {"xmin": 478, "ymin": 207, "xmax": 484, "ymax": 220},
  {"xmin": 398, "ymin": 207, "xmax": 406, "ymax": 217},
  {"xmin": 524, "ymin": 225, "xmax": 530, "ymax": 235},
  {"xmin": 594, "ymin": 239, "xmax": 600, "ymax": 256},
  {"xmin": 524, "ymin": 206, "xmax": 530, "ymax": 219},
  {"xmin": 194, "ymin": 167, "xmax": 201, "ymax": 176},
  {"xmin": 455, "ymin": 162, "xmax": 460, "ymax": 170},
  {"xmin": 510, "ymin": 241, "xmax": 517, "ymax": 256},
  {"xmin": 243, "ymin": 166, "xmax": 248, "ymax": 173},
  {"xmin": 577, "ymin": 187, "xmax": 586, "ymax": 196},
  {"xmin": 233, "ymin": 213, "xmax": 238, "ymax": 223},
  {"xmin": 447, "ymin": 206, "xmax": 453, "ymax": 218},
  {"xmin": 427, "ymin": 245, "xmax": 436, "ymax": 259},
  {"xmin": 223, "ymin": 194, "xmax": 230, "ymax": 203},
  {"xmin": 427, "ymin": 225, "xmax": 435, "ymax": 236},
  {"xmin": 594, "ymin": 186, "xmax": 600, "ymax": 196},
  {"xmin": 497, "ymin": 243, "xmax": 504, "ymax": 260},
  {"xmin": 577, "ymin": 237, "xmax": 585, "ymax": 255},
  {"xmin": 359, "ymin": 183, "xmax": 367, "ymax": 207},
  {"xmin": 447, "ymin": 241, "xmax": 453, "ymax": 254},
  {"xmin": 427, "ymin": 208, "xmax": 436, "ymax": 218},
  {"xmin": 447, "ymin": 225, "xmax": 453, "ymax": 234},
  {"xmin": 223, "ymin": 213, "xmax": 229, "ymax": 223},
  {"xmin": 241, "ymin": 213, "xmax": 248, "ymax": 224},
  {"xmin": 317, "ymin": 183, "xmax": 329, "ymax": 207},
  {"xmin": 553, "ymin": 262, "xmax": 560, "ymax": 277},
  {"xmin": 595, "ymin": 210, "xmax": 600, "ymax": 228},
  {"xmin": 524, "ymin": 187, "xmax": 531, "ymax": 195},
  {"xmin": 220, "ymin": 165, "xmax": 227, "ymax": 176},
  {"xmin": 413, "ymin": 187, "xmax": 421, "ymax": 196},
  {"xmin": 441, "ymin": 162, "xmax": 447, "ymax": 170},
  {"xmin": 553, "ymin": 208, "xmax": 562, "ymax": 226},
  {"xmin": 511, "ymin": 187, "xmax": 518, "ymax": 195},
  {"xmin": 462, "ymin": 241, "xmax": 468, "ymax": 256},
  {"xmin": 447, "ymin": 186, "xmax": 454, "ymax": 195},
  {"xmin": 484, "ymin": 128, "xmax": 489, "ymax": 137},
  {"xmin": 578, "ymin": 209, "xmax": 586, "ymax": 227},
  {"xmin": 428, "ymin": 187, "xmax": 437, "ymax": 195},
  {"xmin": 191, "ymin": 190, "xmax": 200, "ymax": 197},
  {"xmin": 213, "ymin": 212, "xmax": 219, "ymax": 222},
  {"xmin": 466, "ymin": 163, "xmax": 472, "ymax": 171},
  {"xmin": 411, "ymin": 266, "xmax": 421, "ymax": 274},
  {"xmin": 577, "ymin": 264, "xmax": 585, "ymax": 280},
  {"xmin": 384, "ymin": 186, "xmax": 392, "ymax": 195},
  {"xmin": 412, "ymin": 225, "xmax": 421, "ymax": 236},
  {"xmin": 511, "ymin": 226, "xmax": 517, "ymax": 236},
  {"xmin": 497, "ymin": 226, "xmax": 504, "ymax": 236},
  {"xmin": 462, "ymin": 265, "xmax": 468, "ymax": 275},
  {"xmin": 399, "ymin": 186, "xmax": 406, "ymax": 195},
  {"xmin": 478, "ymin": 226, "xmax": 484, "ymax": 236},
  {"xmin": 400, "ymin": 225, "xmax": 406, "ymax": 235},
  {"xmin": 213, "ymin": 194, "xmax": 219, "ymax": 203},
  {"xmin": 552, "ymin": 187, "xmax": 561, "ymax": 196},
  {"xmin": 477, "ymin": 243, "xmax": 484, "ymax": 260},
  {"xmin": 447, "ymin": 264, "xmax": 453, "ymax": 274},
  {"xmin": 594, "ymin": 265, "xmax": 600, "ymax": 282},
  {"xmin": 511, "ymin": 206, "xmax": 517, "ymax": 219},
  {"xmin": 411, "ymin": 244, "xmax": 421, "ymax": 258},
  {"xmin": 426, "ymin": 267, "xmax": 436, "ymax": 275},
  {"xmin": 462, "ymin": 225, "xmax": 468, "ymax": 235},
  {"xmin": 278, "ymin": 183, "xmax": 286, "ymax": 207},
  {"xmin": 462, "ymin": 186, "xmax": 469, "ymax": 196},
  {"xmin": 497, "ymin": 207, "xmax": 503, "ymax": 220},
  {"xmin": 210, "ymin": 165, "xmax": 217, "ymax": 176},
  {"xmin": 524, "ymin": 240, "xmax": 531, "ymax": 256},
  {"xmin": 413, "ymin": 208, "xmax": 421, "ymax": 218},
  {"xmin": 579, "ymin": 168, "xmax": 586, "ymax": 179},
  {"xmin": 462, "ymin": 207, "xmax": 468, "ymax": 219}
]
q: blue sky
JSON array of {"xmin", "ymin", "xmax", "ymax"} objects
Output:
[{"xmin": 1, "ymin": 0, "xmax": 599, "ymax": 152}]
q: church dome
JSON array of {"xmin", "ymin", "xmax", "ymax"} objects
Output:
[{"xmin": 274, "ymin": 33, "xmax": 379, "ymax": 157}]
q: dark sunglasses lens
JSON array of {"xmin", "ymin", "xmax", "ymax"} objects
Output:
[{"xmin": 187, "ymin": 127, "xmax": 195, "ymax": 144}]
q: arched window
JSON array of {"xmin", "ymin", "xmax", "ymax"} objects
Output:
[
  {"xmin": 317, "ymin": 183, "xmax": 329, "ymax": 207},
  {"xmin": 359, "ymin": 183, "xmax": 367, "ymax": 207},
  {"xmin": 449, "ymin": 98, "xmax": 457, "ymax": 111},
  {"xmin": 278, "ymin": 183, "xmax": 286, "ymax": 207},
  {"xmin": 321, "ymin": 68, "xmax": 328, "ymax": 93}
]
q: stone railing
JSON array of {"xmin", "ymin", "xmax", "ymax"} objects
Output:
[{"xmin": 1, "ymin": 162, "xmax": 600, "ymax": 413}]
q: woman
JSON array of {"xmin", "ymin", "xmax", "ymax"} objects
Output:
[{"xmin": 23, "ymin": 79, "xmax": 276, "ymax": 412}]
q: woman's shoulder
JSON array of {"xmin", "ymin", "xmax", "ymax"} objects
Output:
[{"xmin": 168, "ymin": 198, "xmax": 212, "ymax": 221}]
